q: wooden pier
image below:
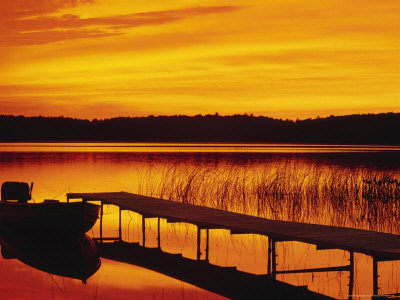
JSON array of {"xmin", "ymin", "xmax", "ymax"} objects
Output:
[{"xmin": 67, "ymin": 191, "xmax": 400, "ymax": 298}]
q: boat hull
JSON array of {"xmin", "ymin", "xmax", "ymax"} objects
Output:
[{"xmin": 0, "ymin": 201, "xmax": 100, "ymax": 234}]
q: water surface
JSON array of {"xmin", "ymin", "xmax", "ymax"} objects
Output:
[{"xmin": 0, "ymin": 143, "xmax": 399, "ymax": 299}]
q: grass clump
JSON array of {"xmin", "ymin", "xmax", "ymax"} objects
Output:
[{"xmin": 138, "ymin": 162, "xmax": 400, "ymax": 234}]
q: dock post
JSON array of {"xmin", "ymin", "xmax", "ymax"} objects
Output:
[
  {"xmin": 197, "ymin": 226, "xmax": 201, "ymax": 260},
  {"xmin": 373, "ymin": 257, "xmax": 379, "ymax": 296},
  {"xmin": 100, "ymin": 202, "xmax": 104, "ymax": 243},
  {"xmin": 348, "ymin": 251, "xmax": 354, "ymax": 300},
  {"xmin": 267, "ymin": 237, "xmax": 271, "ymax": 275},
  {"xmin": 118, "ymin": 207, "xmax": 122, "ymax": 242},
  {"xmin": 142, "ymin": 215, "xmax": 146, "ymax": 247},
  {"xmin": 205, "ymin": 229, "xmax": 209, "ymax": 262},
  {"xmin": 267, "ymin": 237, "xmax": 276, "ymax": 278},
  {"xmin": 157, "ymin": 217, "xmax": 161, "ymax": 249},
  {"xmin": 271, "ymin": 238, "xmax": 276, "ymax": 279},
  {"xmin": 267, "ymin": 237, "xmax": 272, "ymax": 275}
]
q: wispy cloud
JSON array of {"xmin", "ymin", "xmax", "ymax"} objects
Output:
[
  {"xmin": 0, "ymin": 4, "xmax": 241, "ymax": 46},
  {"xmin": 0, "ymin": 0, "xmax": 94, "ymax": 19},
  {"xmin": 1, "ymin": 29, "xmax": 116, "ymax": 47}
]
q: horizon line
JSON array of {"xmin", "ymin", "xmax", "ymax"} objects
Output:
[{"xmin": 1, "ymin": 111, "xmax": 399, "ymax": 122}]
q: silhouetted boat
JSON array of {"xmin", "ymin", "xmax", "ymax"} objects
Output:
[
  {"xmin": 0, "ymin": 182, "xmax": 99, "ymax": 234},
  {"xmin": 0, "ymin": 226, "xmax": 101, "ymax": 283}
]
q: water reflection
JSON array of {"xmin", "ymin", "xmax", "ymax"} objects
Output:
[
  {"xmin": 2, "ymin": 150, "xmax": 400, "ymax": 170},
  {"xmin": 0, "ymin": 226, "xmax": 101, "ymax": 283},
  {"xmin": 95, "ymin": 196, "xmax": 400, "ymax": 299},
  {"xmin": 97, "ymin": 239, "xmax": 334, "ymax": 300},
  {"xmin": 1, "ymin": 142, "xmax": 399, "ymax": 154}
]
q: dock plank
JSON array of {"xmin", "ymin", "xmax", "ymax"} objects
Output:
[{"xmin": 67, "ymin": 192, "xmax": 400, "ymax": 259}]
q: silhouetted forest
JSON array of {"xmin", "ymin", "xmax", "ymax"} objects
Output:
[{"xmin": 0, "ymin": 113, "xmax": 399, "ymax": 144}]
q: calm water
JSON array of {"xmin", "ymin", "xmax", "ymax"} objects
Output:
[{"xmin": 1, "ymin": 143, "xmax": 400, "ymax": 299}]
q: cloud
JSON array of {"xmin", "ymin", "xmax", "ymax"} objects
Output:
[
  {"xmin": 0, "ymin": 4, "xmax": 241, "ymax": 46},
  {"xmin": 0, "ymin": 0, "xmax": 94, "ymax": 19},
  {"xmin": 208, "ymin": 49, "xmax": 400, "ymax": 70},
  {"xmin": 1, "ymin": 29, "xmax": 116, "ymax": 47}
]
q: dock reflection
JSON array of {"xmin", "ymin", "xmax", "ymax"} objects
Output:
[
  {"xmin": 0, "ymin": 226, "xmax": 101, "ymax": 283},
  {"xmin": 96, "ymin": 240, "xmax": 334, "ymax": 300}
]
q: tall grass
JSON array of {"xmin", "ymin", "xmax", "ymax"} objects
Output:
[{"xmin": 137, "ymin": 162, "xmax": 400, "ymax": 234}]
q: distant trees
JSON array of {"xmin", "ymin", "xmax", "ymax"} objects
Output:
[{"xmin": 0, "ymin": 113, "xmax": 399, "ymax": 144}]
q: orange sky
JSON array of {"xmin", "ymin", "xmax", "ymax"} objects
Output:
[{"xmin": 0, "ymin": 0, "xmax": 399, "ymax": 120}]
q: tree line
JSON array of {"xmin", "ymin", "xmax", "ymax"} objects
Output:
[{"xmin": 0, "ymin": 113, "xmax": 399, "ymax": 144}]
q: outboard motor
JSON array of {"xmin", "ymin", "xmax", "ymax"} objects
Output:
[{"xmin": 1, "ymin": 182, "xmax": 32, "ymax": 203}]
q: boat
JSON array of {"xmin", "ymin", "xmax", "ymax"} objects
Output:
[
  {"xmin": 0, "ymin": 181, "xmax": 100, "ymax": 234},
  {"xmin": 0, "ymin": 225, "xmax": 101, "ymax": 283}
]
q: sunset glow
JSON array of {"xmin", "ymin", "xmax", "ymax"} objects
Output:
[{"xmin": 0, "ymin": 0, "xmax": 399, "ymax": 119}]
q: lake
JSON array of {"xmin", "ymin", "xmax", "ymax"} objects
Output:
[{"xmin": 0, "ymin": 143, "xmax": 400, "ymax": 299}]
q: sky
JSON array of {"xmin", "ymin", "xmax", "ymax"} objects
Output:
[{"xmin": 0, "ymin": 0, "xmax": 399, "ymax": 120}]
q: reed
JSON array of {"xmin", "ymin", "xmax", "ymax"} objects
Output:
[{"xmin": 137, "ymin": 162, "xmax": 400, "ymax": 234}]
